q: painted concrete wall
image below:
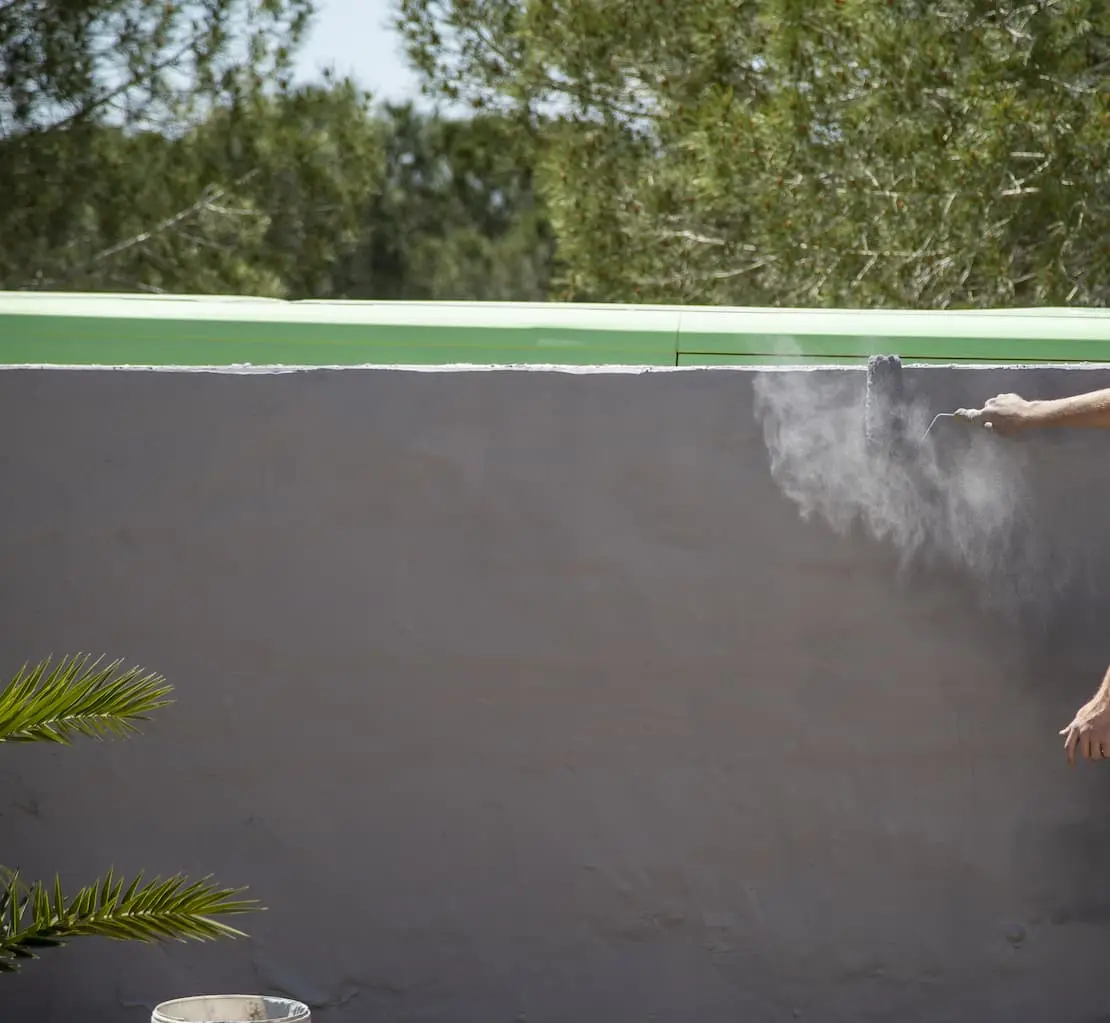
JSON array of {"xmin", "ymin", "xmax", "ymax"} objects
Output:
[{"xmin": 2, "ymin": 365, "xmax": 1110, "ymax": 1023}]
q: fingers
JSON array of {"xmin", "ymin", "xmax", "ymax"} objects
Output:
[
  {"xmin": 954, "ymin": 407, "xmax": 981, "ymax": 423},
  {"xmin": 955, "ymin": 394, "xmax": 1023, "ymax": 431},
  {"xmin": 1061, "ymin": 721, "xmax": 1080, "ymax": 765},
  {"xmin": 953, "ymin": 407, "xmax": 995, "ymax": 430},
  {"xmin": 955, "ymin": 396, "xmax": 1002, "ymax": 418},
  {"xmin": 1057, "ymin": 720, "xmax": 1110, "ymax": 765}
]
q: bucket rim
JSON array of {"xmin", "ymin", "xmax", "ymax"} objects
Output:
[{"xmin": 151, "ymin": 994, "xmax": 310, "ymax": 1023}]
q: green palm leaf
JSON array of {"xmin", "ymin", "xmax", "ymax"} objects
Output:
[
  {"xmin": 0, "ymin": 654, "xmax": 173, "ymax": 744},
  {"xmin": 0, "ymin": 867, "xmax": 261, "ymax": 972},
  {"xmin": 0, "ymin": 654, "xmax": 260, "ymax": 974}
]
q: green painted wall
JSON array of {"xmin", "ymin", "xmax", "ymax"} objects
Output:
[{"xmin": 3, "ymin": 292, "xmax": 1110, "ymax": 366}]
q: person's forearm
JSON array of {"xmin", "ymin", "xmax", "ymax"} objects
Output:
[{"xmin": 1026, "ymin": 388, "xmax": 1110, "ymax": 428}]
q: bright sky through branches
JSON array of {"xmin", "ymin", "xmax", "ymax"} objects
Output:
[{"xmin": 295, "ymin": 0, "xmax": 421, "ymax": 101}]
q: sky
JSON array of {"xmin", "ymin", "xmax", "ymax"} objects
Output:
[{"xmin": 294, "ymin": 0, "xmax": 423, "ymax": 102}]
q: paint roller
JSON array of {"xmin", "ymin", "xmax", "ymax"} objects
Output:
[
  {"xmin": 864, "ymin": 354, "xmax": 907, "ymax": 458},
  {"xmin": 863, "ymin": 354, "xmax": 956, "ymax": 534},
  {"xmin": 864, "ymin": 354, "xmax": 960, "ymax": 455}
]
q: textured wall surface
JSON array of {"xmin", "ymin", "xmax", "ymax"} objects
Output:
[{"xmin": 2, "ymin": 365, "xmax": 1110, "ymax": 1023}]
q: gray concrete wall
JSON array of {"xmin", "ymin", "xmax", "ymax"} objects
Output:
[{"xmin": 2, "ymin": 364, "xmax": 1110, "ymax": 1023}]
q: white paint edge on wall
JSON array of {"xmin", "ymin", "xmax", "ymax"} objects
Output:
[{"xmin": 0, "ymin": 362, "xmax": 1107, "ymax": 375}]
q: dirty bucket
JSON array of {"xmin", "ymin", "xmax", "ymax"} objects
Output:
[{"xmin": 151, "ymin": 995, "xmax": 310, "ymax": 1023}]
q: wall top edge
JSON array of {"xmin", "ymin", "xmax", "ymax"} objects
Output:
[{"xmin": 4, "ymin": 292, "xmax": 1110, "ymax": 342}]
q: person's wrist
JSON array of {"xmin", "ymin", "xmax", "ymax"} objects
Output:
[
  {"xmin": 1091, "ymin": 668, "xmax": 1110, "ymax": 706},
  {"xmin": 1021, "ymin": 398, "xmax": 1051, "ymax": 425}
]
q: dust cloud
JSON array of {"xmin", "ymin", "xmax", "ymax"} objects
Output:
[{"xmin": 752, "ymin": 369, "xmax": 1047, "ymax": 609}]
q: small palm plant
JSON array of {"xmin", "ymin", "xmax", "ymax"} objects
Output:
[{"xmin": 0, "ymin": 654, "xmax": 260, "ymax": 973}]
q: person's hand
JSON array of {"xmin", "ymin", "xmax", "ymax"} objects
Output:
[
  {"xmin": 954, "ymin": 393, "xmax": 1039, "ymax": 434},
  {"xmin": 1060, "ymin": 687, "xmax": 1110, "ymax": 765}
]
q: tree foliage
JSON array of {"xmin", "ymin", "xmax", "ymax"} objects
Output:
[
  {"xmin": 333, "ymin": 102, "xmax": 555, "ymax": 301},
  {"xmin": 0, "ymin": 0, "xmax": 312, "ymax": 136},
  {"xmin": 0, "ymin": 0, "xmax": 558, "ymax": 301},
  {"xmin": 0, "ymin": 0, "xmax": 382, "ymax": 295},
  {"xmin": 17, "ymin": 0, "xmax": 1102, "ymax": 307},
  {"xmin": 0, "ymin": 655, "xmax": 171, "ymax": 744},
  {"xmin": 0, "ymin": 869, "xmax": 255, "ymax": 973},
  {"xmin": 398, "ymin": 0, "xmax": 1110, "ymax": 307},
  {"xmin": 0, "ymin": 76, "xmax": 382, "ymax": 296},
  {"xmin": 0, "ymin": 655, "xmax": 259, "ymax": 973}
]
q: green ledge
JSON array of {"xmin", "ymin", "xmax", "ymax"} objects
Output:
[{"xmin": 3, "ymin": 293, "xmax": 1110, "ymax": 366}]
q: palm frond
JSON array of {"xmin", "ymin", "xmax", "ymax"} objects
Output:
[
  {"xmin": 0, "ymin": 866, "xmax": 261, "ymax": 972},
  {"xmin": 0, "ymin": 654, "xmax": 173, "ymax": 744}
]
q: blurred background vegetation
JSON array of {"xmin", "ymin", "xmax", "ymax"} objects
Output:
[{"xmin": 3, "ymin": 0, "xmax": 1108, "ymax": 307}]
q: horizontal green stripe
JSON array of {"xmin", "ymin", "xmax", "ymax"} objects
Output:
[
  {"xmin": 676, "ymin": 307, "xmax": 1110, "ymax": 342},
  {"xmin": 676, "ymin": 333, "xmax": 1110, "ymax": 361},
  {"xmin": 5, "ymin": 294, "xmax": 1110, "ymax": 366},
  {"xmin": 0, "ymin": 316, "xmax": 677, "ymax": 367}
]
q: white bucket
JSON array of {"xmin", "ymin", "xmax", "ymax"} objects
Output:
[{"xmin": 151, "ymin": 995, "xmax": 310, "ymax": 1023}]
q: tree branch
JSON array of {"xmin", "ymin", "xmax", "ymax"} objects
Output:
[
  {"xmin": 24, "ymin": 169, "xmax": 260, "ymax": 289},
  {"xmin": 16, "ymin": 39, "xmax": 197, "ymax": 139}
]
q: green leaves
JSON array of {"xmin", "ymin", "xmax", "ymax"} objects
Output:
[
  {"xmin": 332, "ymin": 103, "xmax": 556, "ymax": 301},
  {"xmin": 0, "ymin": 655, "xmax": 173, "ymax": 745},
  {"xmin": 0, "ymin": 654, "xmax": 260, "ymax": 974},
  {"xmin": 0, "ymin": 868, "xmax": 260, "ymax": 974},
  {"xmin": 0, "ymin": 0, "xmax": 379, "ymax": 297},
  {"xmin": 0, "ymin": 0, "xmax": 314, "ymax": 139},
  {"xmin": 0, "ymin": 78, "xmax": 383, "ymax": 297},
  {"xmin": 401, "ymin": 0, "xmax": 1110, "ymax": 307},
  {"xmin": 12, "ymin": 0, "xmax": 1109, "ymax": 305}
]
